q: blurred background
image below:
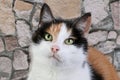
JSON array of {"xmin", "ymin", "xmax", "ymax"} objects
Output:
[{"xmin": 0, "ymin": 0, "xmax": 119, "ymax": 80}]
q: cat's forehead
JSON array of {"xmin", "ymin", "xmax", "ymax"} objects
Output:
[
  {"xmin": 45, "ymin": 22, "xmax": 72, "ymax": 41},
  {"xmin": 46, "ymin": 23, "xmax": 62, "ymax": 36}
]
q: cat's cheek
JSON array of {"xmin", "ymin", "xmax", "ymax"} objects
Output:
[
  {"xmin": 64, "ymin": 45, "xmax": 78, "ymax": 54},
  {"xmin": 34, "ymin": 41, "xmax": 52, "ymax": 56}
]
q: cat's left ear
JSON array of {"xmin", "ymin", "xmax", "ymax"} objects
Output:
[
  {"xmin": 39, "ymin": 3, "xmax": 54, "ymax": 24},
  {"xmin": 74, "ymin": 13, "xmax": 91, "ymax": 33}
]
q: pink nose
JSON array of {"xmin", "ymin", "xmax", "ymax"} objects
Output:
[{"xmin": 51, "ymin": 45, "xmax": 59, "ymax": 53}]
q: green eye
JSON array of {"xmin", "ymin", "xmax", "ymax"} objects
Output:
[
  {"xmin": 64, "ymin": 38, "xmax": 74, "ymax": 45},
  {"xmin": 44, "ymin": 33, "xmax": 53, "ymax": 41}
]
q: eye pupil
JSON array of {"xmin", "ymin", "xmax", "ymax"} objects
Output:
[
  {"xmin": 65, "ymin": 38, "xmax": 74, "ymax": 45},
  {"xmin": 44, "ymin": 33, "xmax": 52, "ymax": 41},
  {"xmin": 47, "ymin": 34, "xmax": 50, "ymax": 38},
  {"xmin": 68, "ymin": 40, "xmax": 71, "ymax": 42},
  {"xmin": 67, "ymin": 40, "xmax": 70, "ymax": 43}
]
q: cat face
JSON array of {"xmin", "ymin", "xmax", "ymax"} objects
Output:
[{"xmin": 31, "ymin": 4, "xmax": 91, "ymax": 67}]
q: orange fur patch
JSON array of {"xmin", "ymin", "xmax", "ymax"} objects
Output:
[
  {"xmin": 88, "ymin": 47, "xmax": 119, "ymax": 80},
  {"xmin": 46, "ymin": 23, "xmax": 62, "ymax": 42}
]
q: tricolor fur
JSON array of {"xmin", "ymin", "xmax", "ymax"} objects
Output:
[
  {"xmin": 27, "ymin": 3, "xmax": 102, "ymax": 80},
  {"xmin": 88, "ymin": 47, "xmax": 119, "ymax": 80}
]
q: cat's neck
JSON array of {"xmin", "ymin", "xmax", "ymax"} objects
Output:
[
  {"xmin": 28, "ymin": 54, "xmax": 92, "ymax": 80},
  {"xmin": 28, "ymin": 57, "xmax": 92, "ymax": 80},
  {"xmin": 27, "ymin": 44, "xmax": 92, "ymax": 80}
]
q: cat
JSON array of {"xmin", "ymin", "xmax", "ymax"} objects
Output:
[
  {"xmin": 88, "ymin": 47, "xmax": 119, "ymax": 80},
  {"xmin": 27, "ymin": 3, "xmax": 101, "ymax": 80}
]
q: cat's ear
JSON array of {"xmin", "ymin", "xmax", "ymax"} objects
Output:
[
  {"xmin": 39, "ymin": 3, "xmax": 54, "ymax": 23},
  {"xmin": 74, "ymin": 13, "xmax": 91, "ymax": 33}
]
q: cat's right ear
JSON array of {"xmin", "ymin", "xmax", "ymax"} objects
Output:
[{"xmin": 39, "ymin": 3, "xmax": 54, "ymax": 24}]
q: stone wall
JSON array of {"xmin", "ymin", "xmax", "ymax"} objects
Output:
[{"xmin": 0, "ymin": 0, "xmax": 119, "ymax": 80}]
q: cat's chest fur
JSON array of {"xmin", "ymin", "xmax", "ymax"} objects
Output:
[
  {"xmin": 28, "ymin": 68, "xmax": 91, "ymax": 80},
  {"xmin": 27, "ymin": 51, "xmax": 92, "ymax": 80},
  {"xmin": 28, "ymin": 66, "xmax": 91, "ymax": 80},
  {"xmin": 27, "ymin": 40, "xmax": 92, "ymax": 80}
]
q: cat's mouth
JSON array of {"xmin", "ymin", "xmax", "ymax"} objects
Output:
[
  {"xmin": 49, "ymin": 55, "xmax": 61, "ymax": 62},
  {"xmin": 53, "ymin": 55, "xmax": 61, "ymax": 62}
]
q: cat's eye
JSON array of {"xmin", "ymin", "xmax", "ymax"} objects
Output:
[
  {"xmin": 64, "ymin": 38, "xmax": 74, "ymax": 45},
  {"xmin": 44, "ymin": 33, "xmax": 53, "ymax": 41}
]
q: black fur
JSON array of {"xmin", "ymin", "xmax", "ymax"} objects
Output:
[
  {"xmin": 32, "ymin": 18, "xmax": 88, "ymax": 51},
  {"xmin": 32, "ymin": 3, "xmax": 89, "ymax": 51},
  {"xmin": 92, "ymin": 67, "xmax": 103, "ymax": 80}
]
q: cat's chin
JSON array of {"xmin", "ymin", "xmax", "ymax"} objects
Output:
[{"xmin": 49, "ymin": 55, "xmax": 61, "ymax": 62}]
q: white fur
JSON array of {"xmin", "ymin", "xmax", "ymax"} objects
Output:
[{"xmin": 27, "ymin": 23, "xmax": 92, "ymax": 80}]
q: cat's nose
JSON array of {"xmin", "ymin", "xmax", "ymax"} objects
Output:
[{"xmin": 51, "ymin": 45, "xmax": 60, "ymax": 53}]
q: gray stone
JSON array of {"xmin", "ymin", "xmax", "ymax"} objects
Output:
[
  {"xmin": 92, "ymin": 16, "xmax": 113, "ymax": 30},
  {"xmin": 15, "ymin": 10, "xmax": 32, "ymax": 20},
  {"xmin": 87, "ymin": 31, "xmax": 108, "ymax": 45},
  {"xmin": 16, "ymin": 20, "xmax": 31, "ymax": 47},
  {"xmin": 0, "ymin": 38, "xmax": 4, "ymax": 52},
  {"xmin": 32, "ymin": 4, "xmax": 41, "ymax": 31},
  {"xmin": 96, "ymin": 41, "xmax": 116, "ymax": 54},
  {"xmin": 108, "ymin": 31, "xmax": 117, "ymax": 39},
  {"xmin": 13, "ymin": 50, "xmax": 28, "ymax": 70},
  {"xmin": 0, "ymin": 77, "xmax": 7, "ymax": 80},
  {"xmin": 0, "ymin": 57, "xmax": 12, "ymax": 80},
  {"xmin": 4, "ymin": 36, "xmax": 19, "ymax": 51},
  {"xmin": 110, "ymin": 0, "xmax": 119, "ymax": 2},
  {"xmin": 116, "ymin": 35, "xmax": 120, "ymax": 46},
  {"xmin": 0, "ymin": 52, "xmax": 13, "ymax": 60},
  {"xmin": 113, "ymin": 49, "xmax": 120, "ymax": 70},
  {"xmin": 110, "ymin": 1, "xmax": 120, "ymax": 30},
  {"xmin": 23, "ymin": 0, "xmax": 44, "ymax": 3},
  {"xmin": 11, "ymin": 70, "xmax": 28, "ymax": 80},
  {"xmin": 105, "ymin": 55, "xmax": 113, "ymax": 64},
  {"xmin": 83, "ymin": 0, "xmax": 110, "ymax": 24}
]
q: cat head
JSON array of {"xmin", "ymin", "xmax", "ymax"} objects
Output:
[{"xmin": 31, "ymin": 3, "xmax": 91, "ymax": 66}]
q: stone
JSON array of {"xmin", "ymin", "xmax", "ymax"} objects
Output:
[
  {"xmin": 92, "ymin": 16, "xmax": 113, "ymax": 30},
  {"xmin": 32, "ymin": 4, "xmax": 41, "ymax": 31},
  {"xmin": 0, "ymin": 77, "xmax": 8, "ymax": 80},
  {"xmin": 96, "ymin": 41, "xmax": 116, "ymax": 54},
  {"xmin": 11, "ymin": 70, "xmax": 28, "ymax": 80},
  {"xmin": 0, "ymin": 0, "xmax": 12, "ymax": 8},
  {"xmin": 87, "ymin": 31, "xmax": 108, "ymax": 45},
  {"xmin": 0, "ymin": 52, "xmax": 13, "ymax": 60},
  {"xmin": 0, "ymin": 57, "xmax": 12, "ymax": 80},
  {"xmin": 13, "ymin": 0, "xmax": 33, "ymax": 20},
  {"xmin": 4, "ymin": 36, "xmax": 19, "ymax": 51},
  {"xmin": 113, "ymin": 49, "xmax": 120, "ymax": 70},
  {"xmin": 0, "ymin": 38, "xmax": 4, "ymax": 52},
  {"xmin": 116, "ymin": 35, "xmax": 120, "ymax": 45},
  {"xmin": 13, "ymin": 50, "xmax": 28, "ymax": 70},
  {"xmin": 23, "ymin": 0, "xmax": 44, "ymax": 3},
  {"xmin": 15, "ymin": 10, "xmax": 32, "ymax": 20},
  {"xmin": 83, "ymin": 0, "xmax": 110, "ymax": 24},
  {"xmin": 45, "ymin": 0, "xmax": 82, "ymax": 19},
  {"xmin": 16, "ymin": 20, "xmax": 31, "ymax": 47},
  {"xmin": 108, "ymin": 31, "xmax": 117, "ymax": 39},
  {"xmin": 14, "ymin": 0, "xmax": 33, "ymax": 11},
  {"xmin": 110, "ymin": 1, "xmax": 120, "ymax": 30},
  {"xmin": 105, "ymin": 55, "xmax": 113, "ymax": 64},
  {"xmin": 0, "ymin": 0, "xmax": 16, "ymax": 35}
]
